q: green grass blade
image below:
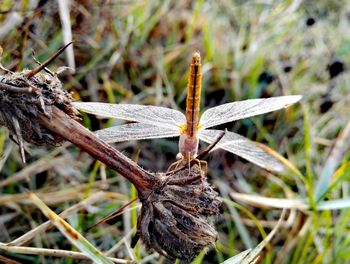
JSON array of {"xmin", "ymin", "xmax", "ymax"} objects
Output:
[
  {"xmin": 316, "ymin": 199, "xmax": 350, "ymax": 210},
  {"xmin": 29, "ymin": 193, "xmax": 113, "ymax": 264},
  {"xmin": 316, "ymin": 160, "xmax": 350, "ymax": 201},
  {"xmin": 223, "ymin": 210, "xmax": 286, "ymax": 263},
  {"xmin": 218, "ymin": 183, "xmax": 253, "ymax": 248},
  {"xmin": 303, "ymin": 105, "xmax": 316, "ymax": 209},
  {"xmin": 223, "ymin": 198, "xmax": 267, "ymax": 239},
  {"xmin": 222, "ymin": 249, "xmax": 251, "ymax": 264},
  {"xmin": 314, "ymin": 121, "xmax": 350, "ymax": 201}
]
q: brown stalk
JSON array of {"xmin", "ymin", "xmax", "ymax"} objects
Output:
[{"xmin": 37, "ymin": 106, "xmax": 156, "ymax": 196}]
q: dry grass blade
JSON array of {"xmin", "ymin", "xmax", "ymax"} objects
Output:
[
  {"xmin": 0, "ymin": 191, "xmax": 82, "ymax": 206},
  {"xmin": 104, "ymin": 228, "xmax": 135, "ymax": 257},
  {"xmin": 57, "ymin": 0, "xmax": 75, "ymax": 70},
  {"xmin": 1, "ymin": 173, "xmax": 124, "ymax": 207},
  {"xmin": 29, "ymin": 192, "xmax": 114, "ymax": 264},
  {"xmin": 230, "ymin": 192, "xmax": 308, "ymax": 211},
  {"xmin": 0, "ymin": 156, "xmax": 70, "ymax": 188},
  {"xmin": 0, "ymin": 243, "xmax": 131, "ymax": 264},
  {"xmin": 0, "ymin": 10, "xmax": 23, "ymax": 40},
  {"xmin": 9, "ymin": 191, "xmax": 117, "ymax": 246}
]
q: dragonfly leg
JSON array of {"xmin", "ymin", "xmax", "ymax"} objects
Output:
[
  {"xmin": 183, "ymin": 157, "xmax": 207, "ymax": 190},
  {"xmin": 166, "ymin": 153, "xmax": 207, "ymax": 190},
  {"xmin": 167, "ymin": 152, "xmax": 190, "ymax": 173},
  {"xmin": 167, "ymin": 159, "xmax": 182, "ymax": 172},
  {"xmin": 197, "ymin": 159, "xmax": 208, "ymax": 175},
  {"xmin": 187, "ymin": 153, "xmax": 191, "ymax": 176}
]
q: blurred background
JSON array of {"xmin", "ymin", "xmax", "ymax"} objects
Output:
[{"xmin": 0, "ymin": 0, "xmax": 350, "ymax": 263}]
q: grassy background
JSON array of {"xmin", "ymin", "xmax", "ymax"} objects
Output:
[{"xmin": 0, "ymin": 0, "xmax": 350, "ymax": 263}]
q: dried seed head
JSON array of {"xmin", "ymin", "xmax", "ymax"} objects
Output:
[
  {"xmin": 0, "ymin": 43, "xmax": 77, "ymax": 161},
  {"xmin": 0, "ymin": 70, "xmax": 79, "ymax": 161},
  {"xmin": 136, "ymin": 165, "xmax": 221, "ymax": 261}
]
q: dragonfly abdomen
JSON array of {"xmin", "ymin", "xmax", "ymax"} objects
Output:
[
  {"xmin": 178, "ymin": 51, "xmax": 202, "ymax": 160},
  {"xmin": 185, "ymin": 51, "xmax": 202, "ymax": 138}
]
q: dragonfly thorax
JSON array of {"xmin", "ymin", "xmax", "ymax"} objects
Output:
[{"xmin": 178, "ymin": 133, "xmax": 199, "ymax": 160}]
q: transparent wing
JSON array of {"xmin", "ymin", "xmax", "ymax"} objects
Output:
[
  {"xmin": 72, "ymin": 102, "xmax": 186, "ymax": 129},
  {"xmin": 198, "ymin": 129, "xmax": 285, "ymax": 172},
  {"xmin": 199, "ymin": 95, "xmax": 302, "ymax": 129},
  {"xmin": 95, "ymin": 123, "xmax": 180, "ymax": 143}
]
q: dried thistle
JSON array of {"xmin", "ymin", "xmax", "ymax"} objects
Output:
[
  {"xmin": 0, "ymin": 46, "xmax": 222, "ymax": 261},
  {"xmin": 0, "ymin": 43, "xmax": 79, "ymax": 162},
  {"xmin": 134, "ymin": 165, "xmax": 220, "ymax": 261}
]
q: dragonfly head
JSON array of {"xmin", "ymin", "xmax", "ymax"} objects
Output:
[{"xmin": 191, "ymin": 51, "xmax": 201, "ymax": 66}]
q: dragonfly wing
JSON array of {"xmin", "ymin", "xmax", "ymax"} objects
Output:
[
  {"xmin": 95, "ymin": 123, "xmax": 181, "ymax": 143},
  {"xmin": 199, "ymin": 95, "xmax": 302, "ymax": 129},
  {"xmin": 73, "ymin": 102, "xmax": 186, "ymax": 129},
  {"xmin": 198, "ymin": 129, "xmax": 285, "ymax": 172}
]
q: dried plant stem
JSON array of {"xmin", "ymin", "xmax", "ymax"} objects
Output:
[
  {"xmin": 0, "ymin": 243, "xmax": 131, "ymax": 264},
  {"xmin": 0, "ymin": 156, "xmax": 69, "ymax": 188},
  {"xmin": 104, "ymin": 228, "xmax": 135, "ymax": 256},
  {"xmin": 0, "ymin": 82, "xmax": 36, "ymax": 94},
  {"xmin": 38, "ymin": 106, "xmax": 156, "ymax": 196},
  {"xmin": 9, "ymin": 191, "xmax": 112, "ymax": 246}
]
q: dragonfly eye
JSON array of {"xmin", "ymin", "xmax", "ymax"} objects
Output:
[{"xmin": 176, "ymin": 152, "xmax": 183, "ymax": 160}]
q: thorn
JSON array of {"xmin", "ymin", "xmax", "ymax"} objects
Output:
[
  {"xmin": 25, "ymin": 42, "xmax": 73, "ymax": 79},
  {"xmin": 31, "ymin": 49, "xmax": 54, "ymax": 76},
  {"xmin": 196, "ymin": 130, "xmax": 226, "ymax": 160},
  {"xmin": 86, "ymin": 197, "xmax": 138, "ymax": 231}
]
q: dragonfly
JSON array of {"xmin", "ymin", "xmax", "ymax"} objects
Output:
[{"xmin": 72, "ymin": 51, "xmax": 301, "ymax": 172}]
